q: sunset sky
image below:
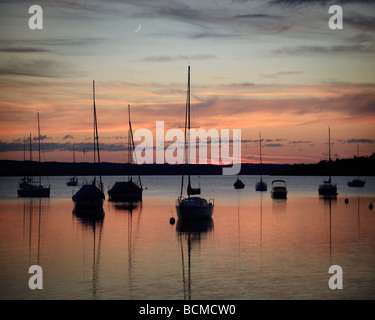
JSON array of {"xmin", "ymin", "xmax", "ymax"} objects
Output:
[{"xmin": 0, "ymin": 0, "xmax": 374, "ymax": 165}]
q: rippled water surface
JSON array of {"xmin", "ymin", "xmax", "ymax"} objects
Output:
[{"xmin": 0, "ymin": 175, "xmax": 374, "ymax": 300}]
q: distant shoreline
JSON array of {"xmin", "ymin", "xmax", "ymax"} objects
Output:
[{"xmin": 0, "ymin": 155, "xmax": 374, "ymax": 176}]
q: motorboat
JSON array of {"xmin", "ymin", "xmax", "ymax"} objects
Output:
[{"xmin": 271, "ymin": 180, "xmax": 287, "ymax": 199}]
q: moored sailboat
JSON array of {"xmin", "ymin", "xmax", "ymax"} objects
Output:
[
  {"xmin": 255, "ymin": 132, "xmax": 267, "ymax": 191},
  {"xmin": 318, "ymin": 127, "xmax": 337, "ymax": 196},
  {"xmin": 108, "ymin": 105, "xmax": 143, "ymax": 202},
  {"xmin": 347, "ymin": 145, "xmax": 366, "ymax": 188},
  {"xmin": 17, "ymin": 113, "xmax": 50, "ymax": 198},
  {"xmin": 72, "ymin": 81, "xmax": 105, "ymax": 208},
  {"xmin": 66, "ymin": 144, "xmax": 78, "ymax": 186},
  {"xmin": 233, "ymin": 175, "xmax": 245, "ymax": 189},
  {"xmin": 176, "ymin": 66, "xmax": 214, "ymax": 220}
]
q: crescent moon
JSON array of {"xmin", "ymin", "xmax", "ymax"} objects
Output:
[{"xmin": 134, "ymin": 24, "xmax": 141, "ymax": 32}]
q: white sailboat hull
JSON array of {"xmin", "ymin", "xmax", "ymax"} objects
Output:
[{"xmin": 176, "ymin": 197, "xmax": 214, "ymax": 220}]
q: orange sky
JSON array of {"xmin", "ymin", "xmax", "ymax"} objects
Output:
[{"xmin": 1, "ymin": 1, "xmax": 374, "ymax": 165}]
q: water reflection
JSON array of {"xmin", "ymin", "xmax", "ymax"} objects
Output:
[
  {"xmin": 109, "ymin": 199, "xmax": 142, "ymax": 213},
  {"xmin": 72, "ymin": 207, "xmax": 104, "ymax": 299},
  {"xmin": 109, "ymin": 199, "xmax": 143, "ymax": 298},
  {"xmin": 72, "ymin": 207, "xmax": 105, "ymax": 227},
  {"xmin": 176, "ymin": 218, "xmax": 214, "ymax": 300},
  {"xmin": 271, "ymin": 198, "xmax": 287, "ymax": 212},
  {"xmin": 22, "ymin": 199, "xmax": 44, "ymax": 265}
]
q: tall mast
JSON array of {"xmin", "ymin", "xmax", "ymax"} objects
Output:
[
  {"xmin": 259, "ymin": 132, "xmax": 263, "ymax": 181},
  {"xmin": 72, "ymin": 144, "xmax": 76, "ymax": 163},
  {"xmin": 37, "ymin": 112, "xmax": 41, "ymax": 185},
  {"xmin": 93, "ymin": 80, "xmax": 102, "ymax": 191},
  {"xmin": 128, "ymin": 105, "xmax": 142, "ymax": 189},
  {"xmin": 328, "ymin": 126, "xmax": 331, "ymax": 162},
  {"xmin": 187, "ymin": 65, "xmax": 191, "ymax": 189},
  {"xmin": 29, "ymin": 133, "xmax": 33, "ymax": 180},
  {"xmin": 259, "ymin": 132, "xmax": 262, "ymax": 164}
]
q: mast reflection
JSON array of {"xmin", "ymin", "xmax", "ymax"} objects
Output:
[
  {"xmin": 176, "ymin": 218, "xmax": 214, "ymax": 300},
  {"xmin": 72, "ymin": 207, "xmax": 104, "ymax": 298}
]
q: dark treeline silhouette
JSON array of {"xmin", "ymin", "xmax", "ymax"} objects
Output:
[{"xmin": 0, "ymin": 154, "xmax": 374, "ymax": 177}]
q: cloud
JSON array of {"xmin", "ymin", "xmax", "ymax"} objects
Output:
[
  {"xmin": 345, "ymin": 15, "xmax": 375, "ymax": 32},
  {"xmin": 0, "ymin": 59, "xmax": 85, "ymax": 78},
  {"xmin": 142, "ymin": 54, "xmax": 217, "ymax": 62},
  {"xmin": 63, "ymin": 135, "xmax": 74, "ymax": 140},
  {"xmin": 267, "ymin": 0, "xmax": 375, "ymax": 7},
  {"xmin": 0, "ymin": 47, "xmax": 49, "ymax": 53},
  {"xmin": 347, "ymin": 138, "xmax": 374, "ymax": 144},
  {"xmin": 273, "ymin": 44, "xmax": 375, "ymax": 55},
  {"xmin": 264, "ymin": 143, "xmax": 283, "ymax": 147},
  {"xmin": 260, "ymin": 71, "xmax": 303, "ymax": 79},
  {"xmin": 289, "ymin": 140, "xmax": 312, "ymax": 144},
  {"xmin": 232, "ymin": 14, "xmax": 280, "ymax": 19}
]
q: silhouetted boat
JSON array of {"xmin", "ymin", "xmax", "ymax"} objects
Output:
[
  {"xmin": 176, "ymin": 66, "xmax": 214, "ymax": 220},
  {"xmin": 17, "ymin": 113, "xmax": 50, "ymax": 198},
  {"xmin": 271, "ymin": 180, "xmax": 287, "ymax": 199},
  {"xmin": 347, "ymin": 179, "xmax": 365, "ymax": 188},
  {"xmin": 347, "ymin": 145, "xmax": 366, "ymax": 188},
  {"xmin": 72, "ymin": 81, "xmax": 104, "ymax": 209},
  {"xmin": 318, "ymin": 127, "xmax": 337, "ymax": 196},
  {"xmin": 66, "ymin": 144, "xmax": 78, "ymax": 186},
  {"xmin": 255, "ymin": 133, "xmax": 267, "ymax": 191},
  {"xmin": 108, "ymin": 105, "xmax": 143, "ymax": 201},
  {"xmin": 233, "ymin": 176, "xmax": 245, "ymax": 189}
]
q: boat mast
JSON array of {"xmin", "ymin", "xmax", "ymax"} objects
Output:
[
  {"xmin": 328, "ymin": 126, "xmax": 331, "ymax": 162},
  {"xmin": 259, "ymin": 132, "xmax": 262, "ymax": 181},
  {"xmin": 29, "ymin": 133, "xmax": 33, "ymax": 181},
  {"xmin": 93, "ymin": 80, "xmax": 103, "ymax": 191},
  {"xmin": 37, "ymin": 112, "xmax": 41, "ymax": 185},
  {"xmin": 128, "ymin": 104, "xmax": 142, "ymax": 189},
  {"xmin": 180, "ymin": 65, "xmax": 189, "ymax": 198},
  {"xmin": 328, "ymin": 126, "xmax": 331, "ymax": 183},
  {"xmin": 187, "ymin": 65, "xmax": 191, "ymax": 191}
]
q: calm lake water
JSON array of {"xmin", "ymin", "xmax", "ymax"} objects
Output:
[{"xmin": 0, "ymin": 175, "xmax": 374, "ymax": 300}]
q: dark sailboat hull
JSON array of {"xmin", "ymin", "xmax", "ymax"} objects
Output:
[{"xmin": 18, "ymin": 185, "xmax": 50, "ymax": 197}]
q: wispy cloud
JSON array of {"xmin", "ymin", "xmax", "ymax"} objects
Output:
[
  {"xmin": 267, "ymin": 0, "xmax": 374, "ymax": 7},
  {"xmin": 0, "ymin": 58, "xmax": 86, "ymax": 78},
  {"xmin": 347, "ymin": 138, "xmax": 374, "ymax": 144},
  {"xmin": 142, "ymin": 54, "xmax": 217, "ymax": 62},
  {"xmin": 260, "ymin": 71, "xmax": 303, "ymax": 79},
  {"xmin": 273, "ymin": 44, "xmax": 375, "ymax": 55}
]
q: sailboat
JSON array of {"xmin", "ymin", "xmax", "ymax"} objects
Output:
[
  {"xmin": 18, "ymin": 136, "xmax": 32, "ymax": 189},
  {"xmin": 108, "ymin": 105, "xmax": 143, "ymax": 202},
  {"xmin": 255, "ymin": 132, "xmax": 267, "ymax": 191},
  {"xmin": 72, "ymin": 81, "xmax": 105, "ymax": 208},
  {"xmin": 318, "ymin": 127, "xmax": 337, "ymax": 196},
  {"xmin": 176, "ymin": 66, "xmax": 214, "ymax": 220},
  {"xmin": 233, "ymin": 175, "xmax": 245, "ymax": 189},
  {"xmin": 347, "ymin": 145, "xmax": 366, "ymax": 187},
  {"xmin": 66, "ymin": 144, "xmax": 78, "ymax": 186},
  {"xmin": 17, "ymin": 113, "xmax": 50, "ymax": 198}
]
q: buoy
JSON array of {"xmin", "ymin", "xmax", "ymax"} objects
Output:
[
  {"xmin": 345, "ymin": 198, "xmax": 349, "ymax": 204},
  {"xmin": 370, "ymin": 203, "xmax": 373, "ymax": 210},
  {"xmin": 170, "ymin": 217, "xmax": 175, "ymax": 224}
]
